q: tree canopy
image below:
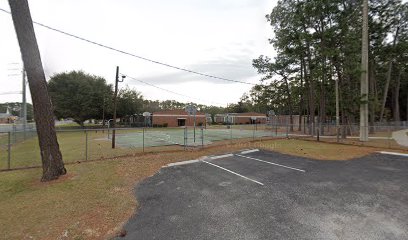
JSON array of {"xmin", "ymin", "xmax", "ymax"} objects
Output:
[
  {"xmin": 48, "ymin": 71, "xmax": 112, "ymax": 126},
  {"xmin": 116, "ymin": 86, "xmax": 144, "ymax": 118},
  {"xmin": 247, "ymin": 0, "xmax": 408, "ymax": 131}
]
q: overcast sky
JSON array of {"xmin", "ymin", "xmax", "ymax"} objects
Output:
[{"xmin": 0, "ymin": 0, "xmax": 277, "ymax": 107}]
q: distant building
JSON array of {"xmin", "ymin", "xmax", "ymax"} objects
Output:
[
  {"xmin": 0, "ymin": 107, "xmax": 17, "ymax": 124},
  {"xmin": 214, "ymin": 112, "xmax": 267, "ymax": 124},
  {"xmin": 121, "ymin": 113, "xmax": 152, "ymax": 127},
  {"xmin": 152, "ymin": 110, "xmax": 206, "ymax": 127}
]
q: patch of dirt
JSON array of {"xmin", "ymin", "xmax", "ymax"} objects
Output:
[{"xmin": 30, "ymin": 172, "xmax": 77, "ymax": 188}]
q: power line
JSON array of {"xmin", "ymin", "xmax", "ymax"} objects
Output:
[
  {"xmin": 0, "ymin": 8, "xmax": 255, "ymax": 86},
  {"xmin": 0, "ymin": 91, "xmax": 22, "ymax": 95},
  {"xmin": 122, "ymin": 73, "xmax": 225, "ymax": 106}
]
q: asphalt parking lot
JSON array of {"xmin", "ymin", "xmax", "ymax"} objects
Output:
[{"xmin": 120, "ymin": 150, "xmax": 408, "ymax": 240}]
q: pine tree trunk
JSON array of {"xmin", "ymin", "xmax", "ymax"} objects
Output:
[
  {"xmin": 283, "ymin": 77, "xmax": 294, "ymax": 132},
  {"xmin": 301, "ymin": 22, "xmax": 315, "ymax": 136},
  {"xmin": 380, "ymin": 27, "xmax": 400, "ymax": 122},
  {"xmin": 318, "ymin": 18, "xmax": 326, "ymax": 136},
  {"xmin": 319, "ymin": 73, "xmax": 326, "ymax": 136},
  {"xmin": 360, "ymin": 0, "xmax": 369, "ymax": 141},
  {"xmin": 393, "ymin": 69, "xmax": 401, "ymax": 124},
  {"xmin": 380, "ymin": 61, "xmax": 393, "ymax": 122},
  {"xmin": 306, "ymin": 53, "xmax": 315, "ymax": 136},
  {"xmin": 298, "ymin": 60, "xmax": 305, "ymax": 132},
  {"xmin": 369, "ymin": 61, "xmax": 376, "ymax": 133},
  {"xmin": 9, "ymin": 0, "xmax": 66, "ymax": 181}
]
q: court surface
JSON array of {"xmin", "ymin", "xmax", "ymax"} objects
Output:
[
  {"xmin": 119, "ymin": 150, "xmax": 408, "ymax": 240},
  {"xmin": 114, "ymin": 128, "xmax": 281, "ymax": 148}
]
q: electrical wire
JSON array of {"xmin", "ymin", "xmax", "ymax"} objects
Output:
[
  {"xmin": 0, "ymin": 8, "xmax": 255, "ymax": 86},
  {"xmin": 122, "ymin": 73, "xmax": 225, "ymax": 106},
  {"xmin": 0, "ymin": 91, "xmax": 22, "ymax": 95}
]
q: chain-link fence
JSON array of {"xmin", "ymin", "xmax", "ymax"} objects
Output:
[{"xmin": 1, "ymin": 123, "xmax": 407, "ymax": 171}]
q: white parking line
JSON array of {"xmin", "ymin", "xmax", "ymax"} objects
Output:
[
  {"xmin": 210, "ymin": 154, "xmax": 234, "ymax": 160},
  {"xmin": 240, "ymin": 149, "xmax": 260, "ymax": 154},
  {"xmin": 378, "ymin": 151, "xmax": 408, "ymax": 157},
  {"xmin": 235, "ymin": 154, "xmax": 306, "ymax": 173},
  {"xmin": 166, "ymin": 159, "xmax": 200, "ymax": 167},
  {"xmin": 202, "ymin": 160, "xmax": 264, "ymax": 186}
]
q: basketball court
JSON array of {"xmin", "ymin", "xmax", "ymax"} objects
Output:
[{"xmin": 113, "ymin": 127, "xmax": 283, "ymax": 148}]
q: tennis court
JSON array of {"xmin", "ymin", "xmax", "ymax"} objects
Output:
[
  {"xmin": 120, "ymin": 150, "xmax": 408, "ymax": 239},
  {"xmin": 114, "ymin": 126, "xmax": 283, "ymax": 148}
]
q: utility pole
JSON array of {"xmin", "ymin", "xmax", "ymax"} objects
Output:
[
  {"xmin": 102, "ymin": 96, "xmax": 105, "ymax": 129},
  {"xmin": 335, "ymin": 77, "xmax": 339, "ymax": 141},
  {"xmin": 111, "ymin": 66, "xmax": 125, "ymax": 148},
  {"xmin": 112, "ymin": 66, "xmax": 119, "ymax": 149},
  {"xmin": 360, "ymin": 0, "xmax": 369, "ymax": 142}
]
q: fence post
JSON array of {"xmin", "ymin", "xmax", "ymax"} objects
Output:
[
  {"xmin": 85, "ymin": 130, "xmax": 88, "ymax": 161},
  {"xmin": 336, "ymin": 126, "xmax": 340, "ymax": 143},
  {"xmin": 8, "ymin": 132, "xmax": 11, "ymax": 170},
  {"xmin": 142, "ymin": 127, "xmax": 145, "ymax": 152},
  {"xmin": 286, "ymin": 122, "xmax": 289, "ymax": 138},
  {"xmin": 201, "ymin": 127, "xmax": 204, "ymax": 148},
  {"xmin": 12, "ymin": 124, "xmax": 16, "ymax": 144},
  {"xmin": 253, "ymin": 124, "xmax": 255, "ymax": 140},
  {"xmin": 184, "ymin": 127, "xmax": 187, "ymax": 150},
  {"xmin": 230, "ymin": 125, "xmax": 233, "ymax": 143}
]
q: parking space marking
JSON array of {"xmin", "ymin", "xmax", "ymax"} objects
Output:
[
  {"xmin": 378, "ymin": 151, "xmax": 408, "ymax": 157},
  {"xmin": 240, "ymin": 149, "xmax": 260, "ymax": 154},
  {"xmin": 210, "ymin": 154, "xmax": 234, "ymax": 160},
  {"xmin": 235, "ymin": 154, "xmax": 306, "ymax": 173},
  {"xmin": 166, "ymin": 159, "xmax": 200, "ymax": 167},
  {"xmin": 202, "ymin": 160, "xmax": 264, "ymax": 186}
]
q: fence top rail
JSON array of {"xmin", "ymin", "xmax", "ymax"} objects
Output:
[{"xmin": 0, "ymin": 124, "xmax": 406, "ymax": 134}]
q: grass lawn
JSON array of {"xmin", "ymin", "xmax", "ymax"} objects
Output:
[
  {"xmin": 258, "ymin": 138, "xmax": 392, "ymax": 160},
  {"xmin": 1, "ymin": 128, "xmax": 275, "ymax": 170},
  {"xmin": 0, "ymin": 139, "xmax": 393, "ymax": 239},
  {"xmin": 0, "ymin": 129, "xmax": 184, "ymax": 170}
]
